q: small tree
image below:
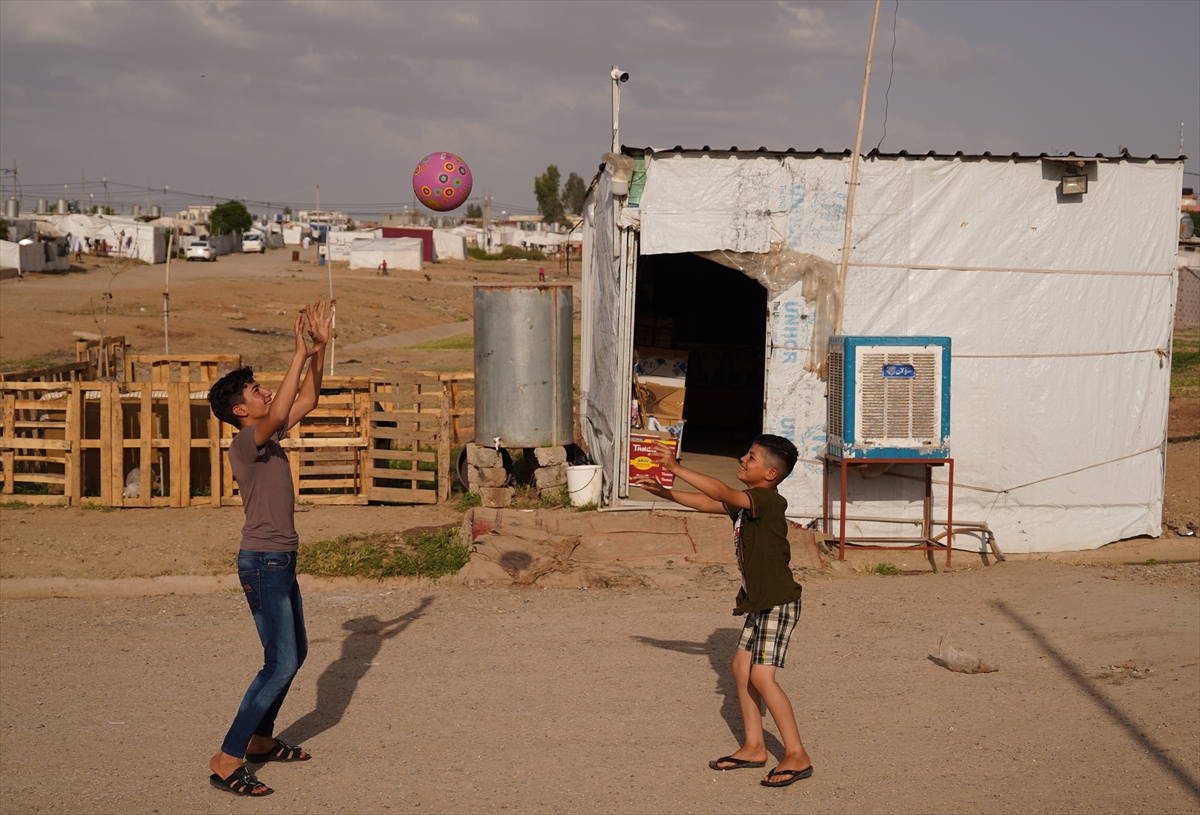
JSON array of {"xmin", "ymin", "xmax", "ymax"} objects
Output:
[
  {"xmin": 282, "ymin": 206, "xmax": 293, "ymax": 219},
  {"xmin": 209, "ymin": 200, "xmax": 253, "ymax": 235},
  {"xmin": 534, "ymin": 165, "xmax": 565, "ymax": 226},
  {"xmin": 562, "ymin": 172, "xmax": 586, "ymax": 216},
  {"xmin": 465, "ymin": 203, "xmax": 482, "ymax": 219}
]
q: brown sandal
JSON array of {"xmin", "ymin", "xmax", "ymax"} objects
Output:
[
  {"xmin": 246, "ymin": 739, "xmax": 311, "ymax": 763},
  {"xmin": 210, "ymin": 766, "xmax": 273, "ymax": 796}
]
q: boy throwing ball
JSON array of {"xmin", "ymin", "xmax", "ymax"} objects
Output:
[
  {"xmin": 205, "ymin": 301, "xmax": 331, "ymax": 797},
  {"xmin": 636, "ymin": 434, "xmax": 813, "ymax": 787}
]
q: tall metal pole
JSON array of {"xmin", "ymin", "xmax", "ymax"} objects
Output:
[
  {"xmin": 611, "ymin": 67, "xmax": 621, "ymax": 153},
  {"xmin": 163, "ymin": 233, "xmax": 173, "ymax": 353},
  {"xmin": 834, "ymin": 0, "xmax": 882, "ymax": 336}
]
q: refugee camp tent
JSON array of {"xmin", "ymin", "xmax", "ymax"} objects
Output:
[
  {"xmin": 580, "ymin": 148, "xmax": 1184, "ymax": 554},
  {"xmin": 432, "ymin": 228, "xmax": 467, "ymax": 260},
  {"xmin": 326, "ymin": 228, "xmax": 382, "ymax": 262},
  {"xmin": 38, "ymin": 213, "xmax": 166, "ymax": 264},
  {"xmin": 348, "ymin": 237, "xmax": 423, "ymax": 271}
]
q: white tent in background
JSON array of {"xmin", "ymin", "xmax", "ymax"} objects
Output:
[
  {"xmin": 581, "ymin": 147, "xmax": 1183, "ymax": 554},
  {"xmin": 38, "ymin": 213, "xmax": 166, "ymax": 264},
  {"xmin": 349, "ymin": 238, "xmax": 423, "ymax": 271},
  {"xmin": 432, "ymin": 228, "xmax": 467, "ymax": 260},
  {"xmin": 326, "ymin": 228, "xmax": 382, "ymax": 262}
]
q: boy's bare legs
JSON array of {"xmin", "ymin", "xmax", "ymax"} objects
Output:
[
  {"xmin": 748, "ymin": 663, "xmax": 812, "ymax": 780},
  {"xmin": 712, "ymin": 649, "xmax": 771, "ymax": 768}
]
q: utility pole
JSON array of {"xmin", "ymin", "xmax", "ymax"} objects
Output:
[
  {"xmin": 834, "ymin": 0, "xmax": 882, "ymax": 336},
  {"xmin": 482, "ymin": 192, "xmax": 493, "ymax": 253}
]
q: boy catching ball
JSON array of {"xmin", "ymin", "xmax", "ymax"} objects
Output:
[{"xmin": 636, "ymin": 434, "xmax": 813, "ymax": 788}]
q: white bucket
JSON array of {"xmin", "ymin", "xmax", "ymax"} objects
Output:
[{"xmin": 566, "ymin": 464, "xmax": 603, "ymax": 507}]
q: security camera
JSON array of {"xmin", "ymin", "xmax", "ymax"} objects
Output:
[{"xmin": 610, "ymin": 66, "xmax": 629, "ymax": 83}]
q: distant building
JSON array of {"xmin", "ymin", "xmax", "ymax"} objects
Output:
[
  {"xmin": 298, "ymin": 209, "xmax": 349, "ymax": 226},
  {"xmin": 178, "ymin": 205, "xmax": 215, "ymax": 222}
]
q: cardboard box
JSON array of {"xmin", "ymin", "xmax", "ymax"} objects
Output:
[
  {"xmin": 640, "ymin": 381, "xmax": 686, "ymax": 423},
  {"xmin": 629, "ymin": 432, "xmax": 678, "ymax": 488}
]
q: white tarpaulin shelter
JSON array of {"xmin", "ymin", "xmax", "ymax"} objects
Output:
[
  {"xmin": 327, "ymin": 228, "xmax": 382, "ymax": 262},
  {"xmin": 432, "ymin": 228, "xmax": 467, "ymax": 260},
  {"xmin": 38, "ymin": 213, "xmax": 166, "ymax": 264},
  {"xmin": 580, "ymin": 149, "xmax": 1184, "ymax": 554},
  {"xmin": 348, "ymin": 238, "xmax": 423, "ymax": 271}
]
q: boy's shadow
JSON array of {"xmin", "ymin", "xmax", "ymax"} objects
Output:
[
  {"xmin": 633, "ymin": 630, "xmax": 786, "ymax": 760},
  {"xmin": 276, "ymin": 596, "xmax": 433, "ymax": 747}
]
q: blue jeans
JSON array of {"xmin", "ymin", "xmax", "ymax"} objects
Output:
[{"xmin": 221, "ymin": 550, "xmax": 308, "ymax": 759}]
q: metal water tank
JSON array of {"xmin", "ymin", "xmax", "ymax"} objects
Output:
[
  {"xmin": 36, "ymin": 198, "xmax": 48, "ymax": 214},
  {"xmin": 149, "ymin": 204, "xmax": 162, "ymax": 219},
  {"xmin": 474, "ymin": 284, "xmax": 573, "ymax": 447},
  {"xmin": 4, "ymin": 198, "xmax": 19, "ymax": 218},
  {"xmin": 57, "ymin": 199, "xmax": 70, "ymax": 214},
  {"xmin": 131, "ymin": 204, "xmax": 142, "ymax": 219}
]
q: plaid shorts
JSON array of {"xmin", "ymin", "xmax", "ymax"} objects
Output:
[{"xmin": 737, "ymin": 599, "xmax": 802, "ymax": 667}]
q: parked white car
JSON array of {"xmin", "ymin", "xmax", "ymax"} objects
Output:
[
  {"xmin": 242, "ymin": 233, "xmax": 265, "ymax": 253},
  {"xmin": 185, "ymin": 240, "xmax": 216, "ymax": 262}
]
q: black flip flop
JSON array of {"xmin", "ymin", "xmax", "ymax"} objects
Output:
[
  {"xmin": 246, "ymin": 739, "xmax": 311, "ymax": 763},
  {"xmin": 761, "ymin": 766, "xmax": 814, "ymax": 787},
  {"xmin": 209, "ymin": 767, "xmax": 273, "ymax": 797},
  {"xmin": 709, "ymin": 755, "xmax": 767, "ymax": 771}
]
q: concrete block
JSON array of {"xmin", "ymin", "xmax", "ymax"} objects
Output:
[
  {"xmin": 533, "ymin": 446, "xmax": 567, "ymax": 467},
  {"xmin": 479, "ymin": 487, "xmax": 514, "ymax": 508},
  {"xmin": 468, "ymin": 445, "xmax": 502, "ymax": 468},
  {"xmin": 472, "ymin": 466, "xmax": 509, "ymax": 488},
  {"xmin": 534, "ymin": 464, "xmax": 567, "ymax": 489}
]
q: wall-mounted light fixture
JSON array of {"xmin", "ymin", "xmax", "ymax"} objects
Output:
[{"xmin": 1061, "ymin": 174, "xmax": 1088, "ymax": 195}]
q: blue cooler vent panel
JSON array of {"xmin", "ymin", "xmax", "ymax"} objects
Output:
[{"xmin": 827, "ymin": 336, "xmax": 951, "ymax": 459}]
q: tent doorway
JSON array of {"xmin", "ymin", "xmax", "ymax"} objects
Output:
[{"xmin": 628, "ymin": 252, "xmax": 767, "ymax": 500}]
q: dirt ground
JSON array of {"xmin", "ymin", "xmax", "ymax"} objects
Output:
[
  {"xmin": 0, "ymin": 246, "xmax": 572, "ymax": 376},
  {"xmin": 0, "ymin": 549, "xmax": 1197, "ymax": 814},
  {"xmin": 2, "ymin": 247, "xmax": 1199, "ymax": 813}
]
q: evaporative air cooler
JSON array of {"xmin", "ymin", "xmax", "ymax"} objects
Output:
[{"xmin": 827, "ymin": 336, "xmax": 951, "ymax": 459}]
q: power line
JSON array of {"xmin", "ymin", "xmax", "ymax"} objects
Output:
[{"xmin": 875, "ymin": 0, "xmax": 899, "ymax": 154}]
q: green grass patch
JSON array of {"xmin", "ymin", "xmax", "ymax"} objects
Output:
[
  {"xmin": 81, "ymin": 502, "xmax": 118, "ymax": 512},
  {"xmin": 467, "ymin": 246, "xmax": 546, "ymax": 261},
  {"xmin": 1173, "ymin": 329, "xmax": 1200, "ymax": 398},
  {"xmin": 298, "ymin": 528, "xmax": 469, "ymax": 580},
  {"xmin": 872, "ymin": 563, "xmax": 903, "ymax": 576},
  {"xmin": 408, "ymin": 334, "xmax": 474, "ymax": 351},
  {"xmin": 0, "ymin": 358, "xmax": 55, "ymax": 372},
  {"xmin": 456, "ymin": 491, "xmax": 482, "ymax": 511},
  {"xmin": 0, "ymin": 500, "xmax": 34, "ymax": 509},
  {"xmin": 1144, "ymin": 558, "xmax": 1158, "ymax": 566}
]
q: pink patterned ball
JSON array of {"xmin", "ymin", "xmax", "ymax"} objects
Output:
[{"xmin": 412, "ymin": 152, "xmax": 473, "ymax": 212}]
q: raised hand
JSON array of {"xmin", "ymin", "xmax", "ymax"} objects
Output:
[
  {"xmin": 305, "ymin": 301, "xmax": 332, "ymax": 352},
  {"xmin": 292, "ymin": 308, "xmax": 309, "ymax": 358}
]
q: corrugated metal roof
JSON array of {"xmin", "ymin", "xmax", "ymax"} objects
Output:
[{"xmin": 620, "ymin": 146, "xmax": 1186, "ymax": 163}]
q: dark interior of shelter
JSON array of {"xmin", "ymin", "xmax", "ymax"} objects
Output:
[{"xmin": 631, "ymin": 253, "xmax": 767, "ymax": 490}]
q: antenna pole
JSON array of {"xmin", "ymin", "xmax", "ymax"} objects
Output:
[{"xmin": 834, "ymin": 0, "xmax": 882, "ymax": 336}]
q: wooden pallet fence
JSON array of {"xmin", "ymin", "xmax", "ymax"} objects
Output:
[
  {"xmin": 440, "ymin": 373, "xmax": 475, "ymax": 448},
  {"xmin": 75, "ymin": 336, "xmax": 132, "ymax": 381},
  {"xmin": 129, "ymin": 354, "xmax": 242, "ymax": 385},
  {"xmin": 0, "ymin": 382, "xmax": 76, "ymax": 504},
  {"xmin": 2, "ymin": 369, "xmax": 476, "ymax": 507},
  {"xmin": 367, "ymin": 373, "xmax": 444, "ymax": 504}
]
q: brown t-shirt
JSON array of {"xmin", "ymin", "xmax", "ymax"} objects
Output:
[
  {"xmin": 229, "ymin": 425, "xmax": 298, "ymax": 552},
  {"xmin": 722, "ymin": 486, "xmax": 803, "ymax": 615}
]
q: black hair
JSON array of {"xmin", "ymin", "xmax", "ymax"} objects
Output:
[
  {"xmin": 752, "ymin": 433, "xmax": 799, "ymax": 481},
  {"xmin": 208, "ymin": 366, "xmax": 256, "ymax": 427}
]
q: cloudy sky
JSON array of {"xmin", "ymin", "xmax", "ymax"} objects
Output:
[{"xmin": 1, "ymin": 0, "xmax": 1197, "ymax": 219}]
